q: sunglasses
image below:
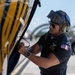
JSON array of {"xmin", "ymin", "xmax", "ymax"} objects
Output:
[{"xmin": 49, "ymin": 21, "xmax": 59, "ymax": 29}]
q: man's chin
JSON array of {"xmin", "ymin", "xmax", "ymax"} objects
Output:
[{"xmin": 49, "ymin": 31, "xmax": 54, "ymax": 34}]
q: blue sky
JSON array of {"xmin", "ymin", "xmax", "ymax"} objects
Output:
[{"xmin": 28, "ymin": 0, "xmax": 75, "ymax": 31}]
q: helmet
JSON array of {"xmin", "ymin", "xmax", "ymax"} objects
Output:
[
  {"xmin": 47, "ymin": 10, "xmax": 71, "ymax": 32},
  {"xmin": 47, "ymin": 10, "xmax": 71, "ymax": 27}
]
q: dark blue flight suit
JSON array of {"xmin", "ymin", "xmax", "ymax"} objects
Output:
[{"xmin": 37, "ymin": 32, "xmax": 72, "ymax": 75}]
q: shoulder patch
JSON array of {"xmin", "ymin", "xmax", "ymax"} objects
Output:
[{"xmin": 61, "ymin": 44, "xmax": 69, "ymax": 51}]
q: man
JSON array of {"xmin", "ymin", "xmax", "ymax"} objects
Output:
[{"xmin": 18, "ymin": 10, "xmax": 72, "ymax": 75}]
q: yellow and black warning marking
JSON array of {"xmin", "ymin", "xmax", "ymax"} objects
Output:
[
  {"xmin": 0, "ymin": 0, "xmax": 7, "ymax": 73},
  {"xmin": 0, "ymin": 0, "xmax": 30, "ymax": 73},
  {"xmin": 0, "ymin": 0, "xmax": 40, "ymax": 74}
]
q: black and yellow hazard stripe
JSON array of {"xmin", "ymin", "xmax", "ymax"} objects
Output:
[
  {"xmin": 8, "ymin": 0, "xmax": 30, "ymax": 58},
  {"xmin": 2, "ymin": 0, "xmax": 18, "ymax": 69},
  {"xmin": 0, "ymin": 0, "xmax": 7, "ymax": 73},
  {"xmin": 0, "ymin": 0, "xmax": 29, "ymax": 73},
  {"xmin": 8, "ymin": 0, "xmax": 29, "ymax": 56},
  {"xmin": 0, "ymin": 0, "xmax": 40, "ymax": 74}
]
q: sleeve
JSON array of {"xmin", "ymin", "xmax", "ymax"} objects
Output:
[
  {"xmin": 36, "ymin": 35, "xmax": 44, "ymax": 46},
  {"xmin": 53, "ymin": 43, "xmax": 72, "ymax": 63},
  {"xmin": 37, "ymin": 32, "xmax": 50, "ymax": 46}
]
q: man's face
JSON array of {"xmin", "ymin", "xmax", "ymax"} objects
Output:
[{"xmin": 49, "ymin": 22, "xmax": 60, "ymax": 35}]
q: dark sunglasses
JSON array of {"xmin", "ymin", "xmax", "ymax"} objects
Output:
[{"xmin": 49, "ymin": 21, "xmax": 59, "ymax": 29}]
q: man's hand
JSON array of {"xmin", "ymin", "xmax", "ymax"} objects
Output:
[{"xmin": 18, "ymin": 42, "xmax": 27, "ymax": 55}]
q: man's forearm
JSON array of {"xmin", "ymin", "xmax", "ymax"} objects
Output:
[
  {"xmin": 24, "ymin": 52, "xmax": 60, "ymax": 69},
  {"xmin": 26, "ymin": 53, "xmax": 49, "ymax": 69},
  {"xmin": 26, "ymin": 47, "xmax": 40, "ymax": 54}
]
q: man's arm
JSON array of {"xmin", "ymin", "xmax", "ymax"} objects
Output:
[
  {"xmin": 28, "ymin": 43, "xmax": 41, "ymax": 54},
  {"xmin": 18, "ymin": 44, "xmax": 60, "ymax": 69},
  {"xmin": 28, "ymin": 53, "xmax": 60, "ymax": 69}
]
